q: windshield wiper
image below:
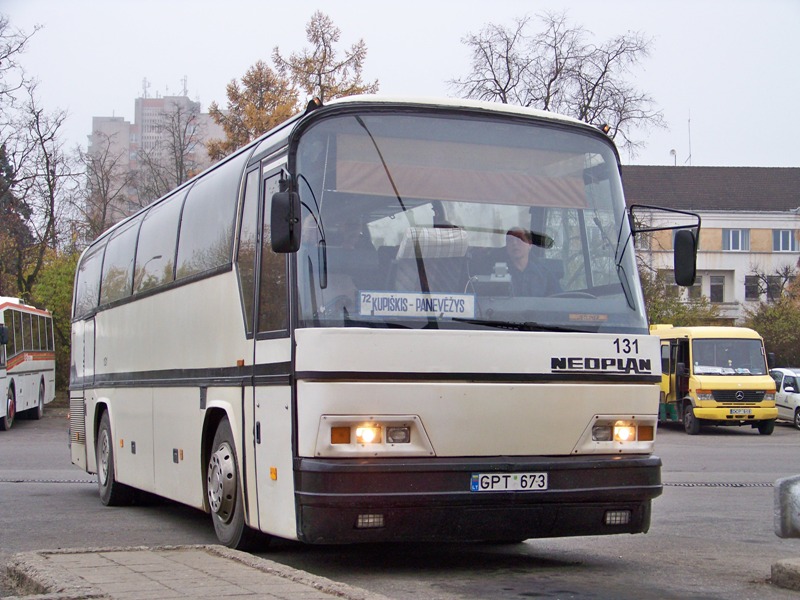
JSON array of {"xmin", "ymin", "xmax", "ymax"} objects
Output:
[{"xmin": 450, "ymin": 318, "xmax": 586, "ymax": 333}]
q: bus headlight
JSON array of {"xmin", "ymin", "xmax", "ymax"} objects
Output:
[
  {"xmin": 356, "ymin": 425, "xmax": 381, "ymax": 444},
  {"xmin": 317, "ymin": 415, "xmax": 434, "ymax": 457},
  {"xmin": 583, "ymin": 417, "xmax": 656, "ymax": 453}
]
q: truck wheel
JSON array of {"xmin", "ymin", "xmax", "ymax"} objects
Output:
[
  {"xmin": 758, "ymin": 419, "xmax": 775, "ymax": 436},
  {"xmin": 683, "ymin": 404, "xmax": 701, "ymax": 435}
]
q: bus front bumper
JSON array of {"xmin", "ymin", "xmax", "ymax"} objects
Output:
[{"xmin": 293, "ymin": 455, "xmax": 661, "ymax": 544}]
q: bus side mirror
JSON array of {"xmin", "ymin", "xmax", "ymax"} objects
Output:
[
  {"xmin": 674, "ymin": 229, "xmax": 697, "ymax": 286},
  {"xmin": 270, "ymin": 191, "xmax": 301, "ymax": 253},
  {"xmin": 0, "ymin": 324, "xmax": 7, "ymax": 345},
  {"xmin": 767, "ymin": 352, "xmax": 776, "ymax": 370}
]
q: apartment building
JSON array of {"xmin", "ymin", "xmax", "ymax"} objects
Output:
[{"xmin": 623, "ymin": 166, "xmax": 800, "ymax": 323}]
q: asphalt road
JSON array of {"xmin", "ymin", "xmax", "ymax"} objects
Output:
[{"xmin": 3, "ymin": 403, "xmax": 800, "ymax": 599}]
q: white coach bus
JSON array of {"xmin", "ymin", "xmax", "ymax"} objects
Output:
[
  {"xmin": 69, "ymin": 96, "xmax": 698, "ymax": 548},
  {"xmin": 1, "ymin": 297, "xmax": 56, "ymax": 430}
]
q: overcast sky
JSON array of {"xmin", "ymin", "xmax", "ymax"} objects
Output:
[{"xmin": 3, "ymin": 0, "xmax": 799, "ymax": 167}]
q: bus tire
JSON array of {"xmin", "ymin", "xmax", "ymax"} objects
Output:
[
  {"xmin": 96, "ymin": 412, "xmax": 135, "ymax": 506},
  {"xmin": 207, "ymin": 418, "xmax": 264, "ymax": 550},
  {"xmin": 683, "ymin": 403, "xmax": 701, "ymax": 435},
  {"xmin": 30, "ymin": 379, "xmax": 45, "ymax": 420},
  {"xmin": 1, "ymin": 386, "xmax": 15, "ymax": 431},
  {"xmin": 758, "ymin": 419, "xmax": 775, "ymax": 436}
]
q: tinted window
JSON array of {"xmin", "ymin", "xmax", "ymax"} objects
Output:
[
  {"xmin": 237, "ymin": 169, "xmax": 259, "ymax": 334},
  {"xmin": 11, "ymin": 310, "xmax": 22, "ymax": 355},
  {"xmin": 23, "ymin": 312, "xmax": 32, "ymax": 350},
  {"xmin": 258, "ymin": 172, "xmax": 288, "ymax": 333},
  {"xmin": 75, "ymin": 244, "xmax": 105, "ymax": 319},
  {"xmin": 45, "ymin": 317, "xmax": 53, "ymax": 351},
  {"xmin": 100, "ymin": 217, "xmax": 142, "ymax": 305},
  {"xmin": 32, "ymin": 315, "xmax": 40, "ymax": 350},
  {"xmin": 176, "ymin": 152, "xmax": 247, "ymax": 279},
  {"xmin": 134, "ymin": 191, "xmax": 185, "ymax": 293}
]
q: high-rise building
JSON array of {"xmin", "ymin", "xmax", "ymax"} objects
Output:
[{"xmin": 86, "ymin": 93, "xmax": 224, "ymax": 227}]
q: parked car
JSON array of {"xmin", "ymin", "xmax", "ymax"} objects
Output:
[{"xmin": 770, "ymin": 368, "xmax": 800, "ymax": 429}]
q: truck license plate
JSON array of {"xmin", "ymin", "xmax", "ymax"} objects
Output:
[
  {"xmin": 730, "ymin": 408, "xmax": 752, "ymax": 415},
  {"xmin": 470, "ymin": 472, "xmax": 548, "ymax": 492}
]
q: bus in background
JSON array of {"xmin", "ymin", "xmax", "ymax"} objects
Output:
[
  {"xmin": 69, "ymin": 96, "xmax": 699, "ymax": 549},
  {"xmin": 1, "ymin": 297, "xmax": 56, "ymax": 430},
  {"xmin": 651, "ymin": 324, "xmax": 776, "ymax": 435}
]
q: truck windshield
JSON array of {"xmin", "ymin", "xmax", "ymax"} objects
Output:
[
  {"xmin": 691, "ymin": 338, "xmax": 767, "ymax": 375},
  {"xmin": 293, "ymin": 110, "xmax": 647, "ymax": 333}
]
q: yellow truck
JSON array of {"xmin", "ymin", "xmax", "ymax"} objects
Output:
[{"xmin": 651, "ymin": 325, "xmax": 777, "ymax": 435}]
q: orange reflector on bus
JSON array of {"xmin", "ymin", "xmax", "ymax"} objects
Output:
[
  {"xmin": 638, "ymin": 425, "xmax": 654, "ymax": 441},
  {"xmin": 331, "ymin": 427, "xmax": 351, "ymax": 444},
  {"xmin": 270, "ymin": 467, "xmax": 278, "ymax": 481}
]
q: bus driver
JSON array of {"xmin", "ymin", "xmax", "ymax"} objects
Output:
[{"xmin": 505, "ymin": 227, "xmax": 562, "ymax": 296}]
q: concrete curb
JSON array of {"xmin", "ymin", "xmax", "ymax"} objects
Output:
[
  {"xmin": 771, "ymin": 558, "xmax": 800, "ymax": 592},
  {"xmin": 3, "ymin": 545, "xmax": 392, "ymax": 600}
]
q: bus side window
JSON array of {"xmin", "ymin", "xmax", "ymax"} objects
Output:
[
  {"xmin": 258, "ymin": 171, "xmax": 288, "ymax": 334},
  {"xmin": 176, "ymin": 151, "xmax": 247, "ymax": 279},
  {"xmin": 134, "ymin": 191, "xmax": 184, "ymax": 293},
  {"xmin": 100, "ymin": 216, "xmax": 141, "ymax": 306},
  {"xmin": 74, "ymin": 244, "xmax": 106, "ymax": 319}
]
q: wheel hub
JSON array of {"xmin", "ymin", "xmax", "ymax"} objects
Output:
[
  {"xmin": 207, "ymin": 442, "xmax": 236, "ymax": 523},
  {"xmin": 98, "ymin": 431, "xmax": 110, "ymax": 486}
]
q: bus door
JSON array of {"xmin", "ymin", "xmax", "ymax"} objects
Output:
[
  {"xmin": 248, "ymin": 165, "xmax": 295, "ymax": 539},
  {"xmin": 673, "ymin": 340, "xmax": 690, "ymax": 399}
]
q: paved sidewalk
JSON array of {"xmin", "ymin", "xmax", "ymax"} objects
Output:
[{"xmin": 3, "ymin": 545, "xmax": 392, "ymax": 600}]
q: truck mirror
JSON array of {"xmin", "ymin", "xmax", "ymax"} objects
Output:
[
  {"xmin": 270, "ymin": 191, "xmax": 301, "ymax": 253},
  {"xmin": 674, "ymin": 229, "xmax": 697, "ymax": 286}
]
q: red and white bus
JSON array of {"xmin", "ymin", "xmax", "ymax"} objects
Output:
[{"xmin": 0, "ymin": 297, "xmax": 56, "ymax": 430}]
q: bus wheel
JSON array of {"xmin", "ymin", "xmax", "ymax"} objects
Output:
[
  {"xmin": 96, "ymin": 412, "xmax": 135, "ymax": 505},
  {"xmin": 683, "ymin": 404, "xmax": 701, "ymax": 435},
  {"xmin": 1, "ymin": 387, "xmax": 15, "ymax": 430},
  {"xmin": 758, "ymin": 419, "xmax": 775, "ymax": 436},
  {"xmin": 31, "ymin": 380, "xmax": 45, "ymax": 420},
  {"xmin": 207, "ymin": 418, "xmax": 263, "ymax": 550}
]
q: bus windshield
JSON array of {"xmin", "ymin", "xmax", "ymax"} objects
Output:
[
  {"xmin": 294, "ymin": 111, "xmax": 647, "ymax": 333},
  {"xmin": 691, "ymin": 338, "xmax": 768, "ymax": 375}
]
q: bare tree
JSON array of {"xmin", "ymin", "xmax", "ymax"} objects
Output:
[
  {"xmin": 450, "ymin": 11, "xmax": 665, "ymax": 158},
  {"xmin": 0, "ymin": 15, "xmax": 39, "ymax": 116},
  {"xmin": 76, "ymin": 130, "xmax": 134, "ymax": 241},
  {"xmin": 2, "ymin": 84, "xmax": 77, "ymax": 298},
  {"xmin": 135, "ymin": 99, "xmax": 204, "ymax": 205},
  {"xmin": 748, "ymin": 263, "xmax": 798, "ymax": 303},
  {"xmin": 273, "ymin": 10, "xmax": 378, "ymax": 103}
]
